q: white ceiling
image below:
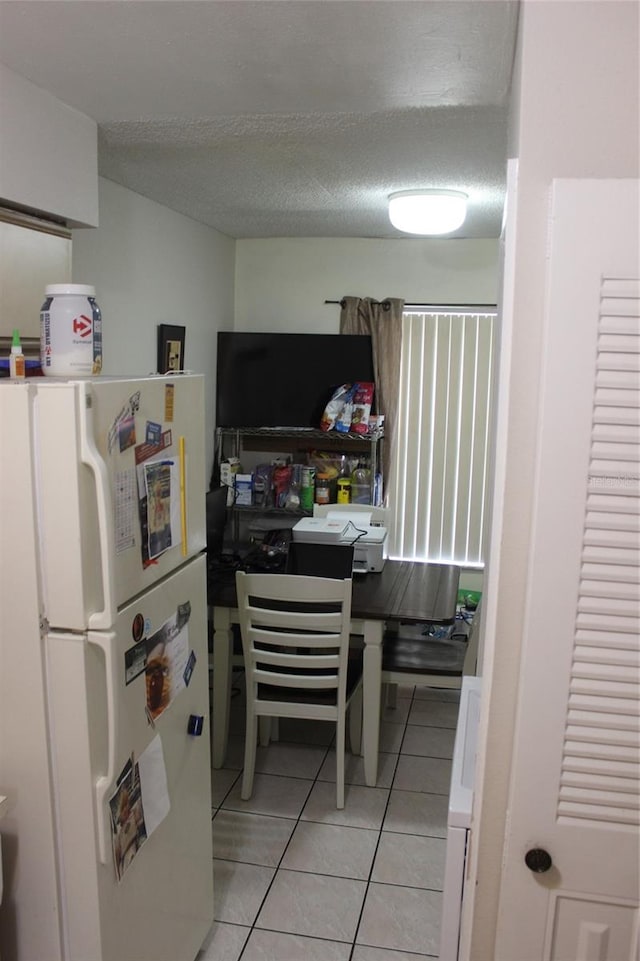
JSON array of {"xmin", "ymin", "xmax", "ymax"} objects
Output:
[{"xmin": 0, "ymin": 1, "xmax": 520, "ymax": 239}]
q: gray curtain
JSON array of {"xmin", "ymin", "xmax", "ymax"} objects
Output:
[{"xmin": 339, "ymin": 296, "xmax": 404, "ymax": 503}]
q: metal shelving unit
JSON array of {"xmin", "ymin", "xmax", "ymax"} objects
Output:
[{"xmin": 215, "ymin": 426, "xmax": 384, "ymax": 542}]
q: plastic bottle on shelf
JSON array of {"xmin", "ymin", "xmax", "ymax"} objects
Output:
[
  {"xmin": 300, "ymin": 466, "xmax": 315, "ymax": 511},
  {"xmin": 252, "ymin": 473, "xmax": 267, "ymax": 507},
  {"xmin": 351, "ymin": 464, "xmax": 372, "ymax": 505},
  {"xmin": 285, "ymin": 463, "xmax": 302, "ymax": 511},
  {"xmin": 337, "ymin": 477, "xmax": 351, "ymax": 504},
  {"xmin": 315, "ymin": 472, "xmax": 331, "ymax": 505},
  {"xmin": 374, "ymin": 472, "xmax": 383, "ymax": 507},
  {"xmin": 9, "ymin": 329, "xmax": 25, "ymax": 379}
]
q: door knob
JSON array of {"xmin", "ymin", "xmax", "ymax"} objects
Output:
[{"xmin": 525, "ymin": 848, "xmax": 553, "ymax": 873}]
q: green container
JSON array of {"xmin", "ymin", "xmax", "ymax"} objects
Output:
[
  {"xmin": 457, "ymin": 589, "xmax": 482, "ymax": 610},
  {"xmin": 300, "ymin": 466, "xmax": 315, "ymax": 511}
]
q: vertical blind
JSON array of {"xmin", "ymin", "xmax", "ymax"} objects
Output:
[{"xmin": 388, "ymin": 307, "xmax": 496, "ymax": 566}]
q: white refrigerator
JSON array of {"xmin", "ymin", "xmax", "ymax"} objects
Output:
[{"xmin": 0, "ymin": 374, "xmax": 214, "ymax": 961}]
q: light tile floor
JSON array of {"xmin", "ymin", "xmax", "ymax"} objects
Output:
[{"xmin": 199, "ymin": 679, "xmax": 461, "ymax": 961}]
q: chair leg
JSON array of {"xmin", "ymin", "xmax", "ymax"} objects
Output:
[
  {"xmin": 242, "ymin": 709, "xmax": 258, "ymax": 800},
  {"xmin": 386, "ymin": 682, "xmax": 398, "ymax": 709},
  {"xmin": 336, "ymin": 713, "xmax": 346, "ymax": 809},
  {"xmin": 349, "ymin": 686, "xmax": 363, "ymax": 756},
  {"xmin": 259, "ymin": 716, "xmax": 271, "ymax": 746},
  {"xmin": 258, "ymin": 716, "xmax": 280, "ymax": 746}
]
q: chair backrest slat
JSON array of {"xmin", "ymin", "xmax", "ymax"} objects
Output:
[
  {"xmin": 250, "ymin": 647, "xmax": 341, "ymax": 671},
  {"xmin": 250, "ymin": 627, "xmax": 342, "ymax": 650},
  {"xmin": 244, "ymin": 572, "xmax": 351, "ymax": 604},
  {"xmin": 254, "ymin": 670, "xmax": 339, "ymax": 690},
  {"xmin": 246, "ymin": 604, "xmax": 344, "ymax": 633}
]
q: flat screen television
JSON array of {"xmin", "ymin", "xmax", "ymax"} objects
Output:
[{"xmin": 215, "ymin": 332, "xmax": 375, "ymax": 428}]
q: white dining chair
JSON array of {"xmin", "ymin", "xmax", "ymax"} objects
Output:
[{"xmin": 235, "ymin": 570, "xmax": 363, "ymax": 808}]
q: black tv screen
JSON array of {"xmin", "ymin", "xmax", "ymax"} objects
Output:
[{"xmin": 215, "ymin": 332, "xmax": 375, "ymax": 428}]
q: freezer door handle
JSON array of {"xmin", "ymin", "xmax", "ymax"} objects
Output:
[
  {"xmin": 79, "ymin": 382, "xmax": 117, "ymax": 630},
  {"xmin": 88, "ymin": 630, "xmax": 120, "ymax": 864}
]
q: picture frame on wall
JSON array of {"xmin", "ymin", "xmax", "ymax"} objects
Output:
[{"xmin": 157, "ymin": 324, "xmax": 186, "ymax": 374}]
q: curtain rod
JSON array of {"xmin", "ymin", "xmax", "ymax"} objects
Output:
[{"xmin": 324, "ymin": 300, "xmax": 497, "ymax": 309}]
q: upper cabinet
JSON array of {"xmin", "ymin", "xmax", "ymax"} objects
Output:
[{"xmin": 0, "ymin": 64, "xmax": 98, "ymax": 228}]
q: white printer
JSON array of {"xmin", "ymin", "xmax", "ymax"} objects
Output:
[{"xmin": 292, "ymin": 510, "xmax": 388, "ymax": 573}]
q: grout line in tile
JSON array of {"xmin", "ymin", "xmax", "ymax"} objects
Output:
[
  {"xmin": 250, "ymin": 924, "xmax": 355, "ymax": 948},
  {"xmin": 380, "ymin": 826, "xmax": 447, "ymax": 842},
  {"xmin": 365, "ymin": 877, "xmax": 445, "ymax": 894},
  {"xmin": 389, "ymin": 786, "xmax": 451, "ymax": 798},
  {"xmin": 300, "ymin": 818, "xmax": 388, "ymax": 834},
  {"xmin": 211, "ymin": 769, "xmax": 241, "ymax": 813},
  {"xmin": 217, "ymin": 805, "xmax": 313, "ymax": 821}
]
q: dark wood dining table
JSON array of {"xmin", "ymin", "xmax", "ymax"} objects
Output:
[{"xmin": 209, "ymin": 559, "xmax": 460, "ymax": 787}]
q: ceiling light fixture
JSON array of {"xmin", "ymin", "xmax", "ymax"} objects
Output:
[{"xmin": 388, "ymin": 189, "xmax": 468, "ymax": 235}]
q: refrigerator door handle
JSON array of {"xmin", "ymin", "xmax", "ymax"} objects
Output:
[
  {"xmin": 179, "ymin": 434, "xmax": 188, "ymax": 557},
  {"xmin": 79, "ymin": 382, "xmax": 117, "ymax": 630},
  {"xmin": 88, "ymin": 630, "xmax": 120, "ymax": 865}
]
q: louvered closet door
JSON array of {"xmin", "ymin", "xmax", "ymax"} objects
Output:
[{"xmin": 495, "ymin": 180, "xmax": 639, "ymax": 961}]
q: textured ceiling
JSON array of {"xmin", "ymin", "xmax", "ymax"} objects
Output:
[{"xmin": 0, "ymin": 1, "xmax": 519, "ymax": 238}]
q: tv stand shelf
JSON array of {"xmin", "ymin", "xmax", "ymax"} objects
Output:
[
  {"xmin": 216, "ymin": 424, "xmax": 384, "ymax": 506},
  {"xmin": 216, "ymin": 425, "xmax": 383, "ymax": 451},
  {"xmin": 230, "ymin": 504, "xmax": 312, "ymax": 515}
]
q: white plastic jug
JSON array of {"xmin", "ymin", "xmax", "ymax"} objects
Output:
[{"xmin": 40, "ymin": 284, "xmax": 102, "ymax": 376}]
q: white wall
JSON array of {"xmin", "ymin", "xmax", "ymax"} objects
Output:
[
  {"xmin": 235, "ymin": 237, "xmax": 499, "ymax": 331},
  {"xmin": 72, "ymin": 177, "xmax": 235, "ymax": 477},
  {"xmin": 466, "ymin": 3, "xmax": 639, "ymax": 957},
  {"xmin": 0, "ymin": 63, "xmax": 98, "ymax": 227}
]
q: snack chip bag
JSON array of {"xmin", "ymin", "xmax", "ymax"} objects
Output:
[
  {"xmin": 335, "ymin": 387, "xmax": 356, "ymax": 433},
  {"xmin": 350, "ymin": 382, "xmax": 375, "ymax": 434},
  {"xmin": 320, "ymin": 383, "xmax": 355, "ymax": 431}
]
